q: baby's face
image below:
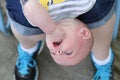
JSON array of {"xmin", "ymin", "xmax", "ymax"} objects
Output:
[{"xmin": 46, "ymin": 19, "xmax": 93, "ymax": 66}]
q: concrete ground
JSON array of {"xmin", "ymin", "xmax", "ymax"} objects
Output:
[{"xmin": 0, "ymin": 0, "xmax": 120, "ymax": 80}]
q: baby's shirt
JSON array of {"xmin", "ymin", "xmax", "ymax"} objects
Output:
[{"xmin": 39, "ymin": 0, "xmax": 96, "ymax": 22}]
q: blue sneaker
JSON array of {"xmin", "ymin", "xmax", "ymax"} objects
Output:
[
  {"xmin": 91, "ymin": 48, "xmax": 114, "ymax": 80},
  {"xmin": 14, "ymin": 41, "xmax": 44, "ymax": 80}
]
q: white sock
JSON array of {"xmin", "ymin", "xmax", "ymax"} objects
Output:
[
  {"xmin": 92, "ymin": 49, "xmax": 112, "ymax": 65},
  {"xmin": 20, "ymin": 43, "xmax": 39, "ymax": 54}
]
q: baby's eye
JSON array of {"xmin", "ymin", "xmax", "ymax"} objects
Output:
[{"xmin": 64, "ymin": 51, "xmax": 73, "ymax": 55}]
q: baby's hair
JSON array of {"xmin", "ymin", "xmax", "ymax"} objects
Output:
[
  {"xmin": 56, "ymin": 19, "xmax": 88, "ymax": 29},
  {"xmin": 75, "ymin": 19, "xmax": 89, "ymax": 29}
]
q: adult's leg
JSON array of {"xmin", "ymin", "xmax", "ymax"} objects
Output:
[
  {"xmin": 11, "ymin": 24, "xmax": 45, "ymax": 49},
  {"xmin": 91, "ymin": 13, "xmax": 115, "ymax": 80},
  {"xmin": 91, "ymin": 14, "xmax": 115, "ymax": 60},
  {"xmin": 11, "ymin": 24, "xmax": 45, "ymax": 80}
]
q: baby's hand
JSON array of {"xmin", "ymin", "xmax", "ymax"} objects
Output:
[{"xmin": 46, "ymin": 26, "xmax": 65, "ymax": 44}]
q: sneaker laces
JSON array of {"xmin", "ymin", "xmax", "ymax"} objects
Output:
[
  {"xmin": 93, "ymin": 64, "xmax": 112, "ymax": 80},
  {"xmin": 16, "ymin": 45, "xmax": 36, "ymax": 75},
  {"xmin": 92, "ymin": 48, "xmax": 114, "ymax": 80}
]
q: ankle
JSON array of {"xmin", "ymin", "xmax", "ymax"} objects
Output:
[
  {"xmin": 91, "ymin": 48, "xmax": 114, "ymax": 66},
  {"xmin": 92, "ymin": 47, "xmax": 110, "ymax": 60},
  {"xmin": 20, "ymin": 42, "xmax": 40, "ymax": 54}
]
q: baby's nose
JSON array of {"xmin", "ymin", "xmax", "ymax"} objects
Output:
[
  {"xmin": 50, "ymin": 41, "xmax": 63, "ymax": 55},
  {"xmin": 56, "ymin": 50, "xmax": 62, "ymax": 55},
  {"xmin": 50, "ymin": 50, "xmax": 62, "ymax": 55}
]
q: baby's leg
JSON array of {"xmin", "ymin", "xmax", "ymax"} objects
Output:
[{"xmin": 91, "ymin": 13, "xmax": 115, "ymax": 80}]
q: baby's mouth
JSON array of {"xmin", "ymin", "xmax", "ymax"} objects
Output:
[{"xmin": 53, "ymin": 41, "xmax": 62, "ymax": 47}]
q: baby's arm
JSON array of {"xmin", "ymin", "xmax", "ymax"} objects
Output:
[
  {"xmin": 21, "ymin": 0, "xmax": 65, "ymax": 42},
  {"xmin": 21, "ymin": 0, "xmax": 56, "ymax": 34}
]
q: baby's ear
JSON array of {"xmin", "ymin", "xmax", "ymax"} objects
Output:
[{"xmin": 78, "ymin": 28, "xmax": 91, "ymax": 39}]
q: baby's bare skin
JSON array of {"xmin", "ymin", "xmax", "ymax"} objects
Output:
[{"xmin": 46, "ymin": 19, "xmax": 94, "ymax": 66}]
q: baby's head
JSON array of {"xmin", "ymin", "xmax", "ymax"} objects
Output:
[{"xmin": 46, "ymin": 19, "xmax": 94, "ymax": 66}]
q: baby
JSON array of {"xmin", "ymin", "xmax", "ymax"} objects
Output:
[
  {"xmin": 46, "ymin": 19, "xmax": 94, "ymax": 66},
  {"xmin": 6, "ymin": 0, "xmax": 115, "ymax": 79}
]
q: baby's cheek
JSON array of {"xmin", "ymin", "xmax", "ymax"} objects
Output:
[
  {"xmin": 63, "ymin": 38, "xmax": 83, "ymax": 52},
  {"xmin": 61, "ymin": 42, "xmax": 73, "ymax": 51},
  {"xmin": 46, "ymin": 39, "xmax": 54, "ymax": 50},
  {"xmin": 64, "ymin": 38, "xmax": 75, "ymax": 47}
]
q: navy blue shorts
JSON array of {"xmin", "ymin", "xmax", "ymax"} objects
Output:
[
  {"xmin": 77, "ymin": 0, "xmax": 115, "ymax": 28},
  {"xmin": 6, "ymin": 0, "xmax": 115, "ymax": 36}
]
